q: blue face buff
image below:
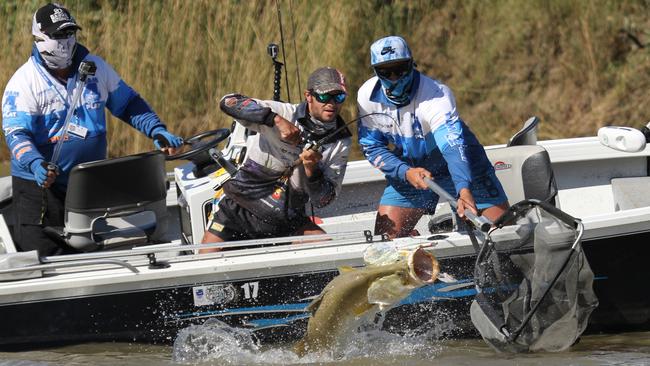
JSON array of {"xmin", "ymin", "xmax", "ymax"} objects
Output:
[{"xmin": 376, "ymin": 66, "xmax": 415, "ymax": 106}]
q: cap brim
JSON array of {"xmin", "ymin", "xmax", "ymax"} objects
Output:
[
  {"xmin": 312, "ymin": 83, "xmax": 346, "ymax": 94},
  {"xmin": 42, "ymin": 22, "xmax": 81, "ymax": 35},
  {"xmin": 372, "ymin": 57, "xmax": 411, "ymax": 67}
]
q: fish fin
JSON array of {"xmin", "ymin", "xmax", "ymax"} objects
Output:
[
  {"xmin": 353, "ymin": 302, "xmax": 375, "ymax": 316},
  {"xmin": 437, "ymin": 272, "xmax": 457, "ymax": 283},
  {"xmin": 306, "ymin": 293, "xmax": 324, "ymax": 313},
  {"xmin": 367, "ymin": 274, "xmax": 414, "ymax": 306},
  {"xmin": 338, "ymin": 266, "xmax": 356, "ymax": 274}
]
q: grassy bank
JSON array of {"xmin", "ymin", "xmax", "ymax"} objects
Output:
[{"xmin": 1, "ymin": 0, "xmax": 648, "ymax": 161}]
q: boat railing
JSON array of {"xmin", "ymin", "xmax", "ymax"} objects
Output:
[
  {"xmin": 0, "ymin": 258, "xmax": 140, "ymax": 278},
  {"xmin": 38, "ymin": 231, "xmax": 403, "ymax": 266},
  {"xmin": 1, "ymin": 231, "xmax": 383, "ymax": 281}
]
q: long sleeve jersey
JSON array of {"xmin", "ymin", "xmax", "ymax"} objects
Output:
[
  {"xmin": 357, "ymin": 71, "xmax": 495, "ymax": 194},
  {"xmin": 219, "ymin": 94, "xmax": 351, "ymax": 218},
  {"xmin": 1, "ymin": 44, "xmax": 167, "ymax": 190}
]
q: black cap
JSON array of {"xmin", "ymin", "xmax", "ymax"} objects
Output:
[
  {"xmin": 34, "ymin": 3, "xmax": 81, "ymax": 35},
  {"xmin": 307, "ymin": 67, "xmax": 347, "ymax": 94}
]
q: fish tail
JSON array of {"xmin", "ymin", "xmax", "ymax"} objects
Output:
[{"xmin": 294, "ymin": 339, "xmax": 308, "ymax": 357}]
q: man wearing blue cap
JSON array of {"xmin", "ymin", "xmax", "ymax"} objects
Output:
[
  {"xmin": 357, "ymin": 36, "xmax": 509, "ymax": 238},
  {"xmin": 1, "ymin": 3, "xmax": 183, "ymax": 255}
]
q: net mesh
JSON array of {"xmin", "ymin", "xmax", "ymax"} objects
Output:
[{"xmin": 470, "ymin": 202, "xmax": 598, "ymax": 352}]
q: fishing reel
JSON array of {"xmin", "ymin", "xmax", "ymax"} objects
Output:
[{"xmin": 299, "ymin": 130, "xmax": 322, "ymax": 152}]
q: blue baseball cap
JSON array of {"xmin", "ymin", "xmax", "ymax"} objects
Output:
[{"xmin": 370, "ymin": 36, "xmax": 412, "ymax": 67}]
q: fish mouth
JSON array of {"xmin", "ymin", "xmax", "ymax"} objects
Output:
[{"xmin": 407, "ymin": 247, "xmax": 440, "ymax": 284}]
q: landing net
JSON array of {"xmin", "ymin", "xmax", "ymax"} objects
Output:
[{"xmin": 470, "ymin": 200, "xmax": 598, "ymax": 352}]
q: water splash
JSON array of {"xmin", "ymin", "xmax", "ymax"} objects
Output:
[{"xmin": 171, "ymin": 315, "xmax": 449, "ymax": 364}]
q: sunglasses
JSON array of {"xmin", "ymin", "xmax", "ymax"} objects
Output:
[
  {"xmin": 374, "ymin": 62, "xmax": 412, "ymax": 79},
  {"xmin": 49, "ymin": 28, "xmax": 77, "ymax": 40},
  {"xmin": 310, "ymin": 91, "xmax": 347, "ymax": 104}
]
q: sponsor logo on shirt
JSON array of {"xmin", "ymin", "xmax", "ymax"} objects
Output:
[
  {"xmin": 3, "ymin": 126, "xmax": 24, "ymax": 136},
  {"xmin": 210, "ymin": 222, "xmax": 224, "ymax": 232},
  {"xmin": 83, "ymin": 81, "xmax": 101, "ymax": 109},
  {"xmin": 2, "ymin": 91, "xmax": 18, "ymax": 118}
]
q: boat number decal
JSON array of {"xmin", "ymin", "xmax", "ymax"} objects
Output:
[
  {"xmin": 192, "ymin": 284, "xmax": 237, "ymax": 306},
  {"xmin": 241, "ymin": 281, "xmax": 259, "ymax": 299}
]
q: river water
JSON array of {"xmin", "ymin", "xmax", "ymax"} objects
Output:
[
  {"xmin": 0, "ymin": 162, "xmax": 648, "ymax": 365},
  {"xmin": 1, "ymin": 330, "xmax": 648, "ymax": 366}
]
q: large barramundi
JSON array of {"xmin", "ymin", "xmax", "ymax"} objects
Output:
[{"xmin": 294, "ymin": 246, "xmax": 439, "ymax": 356}]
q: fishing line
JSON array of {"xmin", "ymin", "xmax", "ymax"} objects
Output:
[{"xmin": 275, "ymin": 0, "xmax": 292, "ymax": 103}]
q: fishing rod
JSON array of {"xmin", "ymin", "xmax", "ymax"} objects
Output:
[
  {"xmin": 48, "ymin": 60, "xmax": 97, "ymax": 173},
  {"xmin": 287, "ymin": 0, "xmax": 302, "ymax": 94},
  {"xmin": 275, "ymin": 0, "xmax": 292, "ymax": 103}
]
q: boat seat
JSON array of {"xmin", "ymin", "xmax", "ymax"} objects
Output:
[
  {"xmin": 611, "ymin": 177, "xmax": 650, "ymax": 211},
  {"xmin": 487, "ymin": 144, "xmax": 557, "ymax": 205},
  {"xmin": 44, "ymin": 151, "xmax": 169, "ymax": 252},
  {"xmin": 507, "ymin": 116, "xmax": 539, "ymax": 147}
]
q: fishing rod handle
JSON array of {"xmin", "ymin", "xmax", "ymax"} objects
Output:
[
  {"xmin": 49, "ymin": 61, "xmax": 97, "ymax": 165},
  {"xmin": 423, "ymin": 177, "xmax": 492, "ymax": 232}
]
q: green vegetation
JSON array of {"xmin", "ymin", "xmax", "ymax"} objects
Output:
[{"xmin": 1, "ymin": 0, "xmax": 648, "ymax": 161}]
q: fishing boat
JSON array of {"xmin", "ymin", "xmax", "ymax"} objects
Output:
[{"xmin": 0, "ymin": 117, "xmax": 649, "ymax": 350}]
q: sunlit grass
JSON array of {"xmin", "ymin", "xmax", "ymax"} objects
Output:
[{"xmin": 1, "ymin": 0, "xmax": 648, "ymax": 163}]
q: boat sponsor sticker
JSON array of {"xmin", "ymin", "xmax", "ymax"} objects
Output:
[
  {"xmin": 193, "ymin": 284, "xmax": 237, "ymax": 306},
  {"xmin": 494, "ymin": 161, "xmax": 512, "ymax": 171}
]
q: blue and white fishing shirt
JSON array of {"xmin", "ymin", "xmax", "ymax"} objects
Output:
[
  {"xmin": 1, "ymin": 44, "xmax": 167, "ymax": 190},
  {"xmin": 357, "ymin": 71, "xmax": 495, "ymax": 195}
]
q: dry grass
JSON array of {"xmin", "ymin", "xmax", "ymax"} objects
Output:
[{"xmin": 1, "ymin": 0, "xmax": 649, "ymax": 162}]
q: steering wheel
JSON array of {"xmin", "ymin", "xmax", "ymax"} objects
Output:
[{"xmin": 166, "ymin": 128, "xmax": 231, "ymax": 161}]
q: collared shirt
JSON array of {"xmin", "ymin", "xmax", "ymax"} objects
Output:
[
  {"xmin": 220, "ymin": 94, "xmax": 351, "ymax": 210},
  {"xmin": 2, "ymin": 44, "xmax": 166, "ymax": 189},
  {"xmin": 357, "ymin": 71, "xmax": 494, "ymax": 193}
]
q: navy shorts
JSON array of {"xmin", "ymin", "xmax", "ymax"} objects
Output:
[
  {"xmin": 380, "ymin": 171, "xmax": 507, "ymax": 213},
  {"xmin": 206, "ymin": 195, "xmax": 311, "ymax": 241}
]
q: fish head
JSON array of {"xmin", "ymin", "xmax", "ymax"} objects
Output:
[{"xmin": 405, "ymin": 247, "xmax": 439, "ymax": 285}]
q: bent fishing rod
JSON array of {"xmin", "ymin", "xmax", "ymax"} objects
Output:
[{"xmin": 282, "ymin": 112, "xmax": 397, "ymax": 176}]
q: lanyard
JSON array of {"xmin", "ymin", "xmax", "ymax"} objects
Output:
[{"xmin": 31, "ymin": 56, "xmax": 78, "ymax": 110}]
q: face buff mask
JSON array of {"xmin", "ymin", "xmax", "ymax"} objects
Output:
[
  {"xmin": 377, "ymin": 69, "xmax": 415, "ymax": 106},
  {"xmin": 307, "ymin": 116, "xmax": 337, "ymax": 136},
  {"xmin": 32, "ymin": 21, "xmax": 76, "ymax": 70}
]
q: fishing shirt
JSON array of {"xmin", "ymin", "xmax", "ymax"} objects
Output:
[
  {"xmin": 219, "ymin": 94, "xmax": 351, "ymax": 218},
  {"xmin": 357, "ymin": 71, "xmax": 495, "ymax": 194},
  {"xmin": 1, "ymin": 44, "xmax": 167, "ymax": 191}
]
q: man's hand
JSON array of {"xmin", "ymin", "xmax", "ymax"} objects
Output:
[
  {"xmin": 456, "ymin": 188, "xmax": 478, "ymax": 219},
  {"xmin": 274, "ymin": 115, "xmax": 301, "ymax": 145},
  {"xmin": 300, "ymin": 147, "xmax": 323, "ymax": 177},
  {"xmin": 405, "ymin": 167, "xmax": 432, "ymax": 189},
  {"xmin": 153, "ymin": 129, "xmax": 184, "ymax": 155},
  {"xmin": 30, "ymin": 159, "xmax": 57, "ymax": 189}
]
